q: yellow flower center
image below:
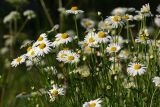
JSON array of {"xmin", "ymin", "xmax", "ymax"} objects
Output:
[
  {"xmin": 71, "ymin": 6, "xmax": 78, "ymax": 11},
  {"xmin": 16, "ymin": 57, "xmax": 22, "ymax": 62},
  {"xmin": 123, "ymin": 15, "xmax": 129, "ymax": 20},
  {"xmin": 61, "ymin": 33, "xmax": 69, "ymax": 39},
  {"xmin": 60, "ymin": 54, "xmax": 66, "ymax": 58},
  {"xmin": 37, "ymin": 36, "xmax": 43, "ymax": 41},
  {"xmin": 139, "ymin": 36, "xmax": 146, "ymax": 41},
  {"xmin": 110, "ymin": 47, "xmax": 117, "ymax": 52},
  {"xmin": 38, "ymin": 43, "xmax": 46, "ymax": 49},
  {"xmin": 30, "ymin": 51, "xmax": 35, "ymax": 56},
  {"xmin": 68, "ymin": 56, "xmax": 75, "ymax": 61},
  {"xmin": 85, "ymin": 21, "xmax": 91, "ymax": 27},
  {"xmin": 98, "ymin": 31, "xmax": 105, "ymax": 38},
  {"xmin": 51, "ymin": 89, "xmax": 59, "ymax": 96},
  {"xmin": 27, "ymin": 46, "xmax": 32, "ymax": 52},
  {"xmin": 89, "ymin": 37, "xmax": 95, "ymax": 43},
  {"xmin": 89, "ymin": 102, "xmax": 96, "ymax": 107},
  {"xmin": 113, "ymin": 16, "xmax": 121, "ymax": 22},
  {"xmin": 133, "ymin": 64, "xmax": 141, "ymax": 70}
]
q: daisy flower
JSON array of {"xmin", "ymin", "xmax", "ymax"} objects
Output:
[
  {"xmin": 84, "ymin": 32, "xmax": 98, "ymax": 47},
  {"xmin": 111, "ymin": 7, "xmax": 127, "ymax": 16},
  {"xmin": 81, "ymin": 18, "xmax": 95, "ymax": 29},
  {"xmin": 64, "ymin": 51, "xmax": 80, "ymax": 64},
  {"xmin": 106, "ymin": 15, "xmax": 125, "ymax": 28},
  {"xmin": 135, "ymin": 29, "xmax": 150, "ymax": 44},
  {"xmin": 55, "ymin": 33, "xmax": 73, "ymax": 44},
  {"xmin": 154, "ymin": 15, "xmax": 160, "ymax": 27},
  {"xmin": 122, "ymin": 14, "xmax": 134, "ymax": 21},
  {"xmin": 26, "ymin": 47, "xmax": 37, "ymax": 59},
  {"xmin": 119, "ymin": 50, "xmax": 129, "ymax": 59},
  {"xmin": 51, "ymin": 38, "xmax": 61, "ymax": 48},
  {"xmin": 56, "ymin": 50, "xmax": 70, "ymax": 62},
  {"xmin": 98, "ymin": 20, "xmax": 112, "ymax": 30},
  {"xmin": 106, "ymin": 43, "xmax": 121, "ymax": 53},
  {"xmin": 11, "ymin": 55, "xmax": 26, "ymax": 67},
  {"xmin": 36, "ymin": 33, "xmax": 47, "ymax": 42},
  {"xmin": 110, "ymin": 35, "xmax": 124, "ymax": 45},
  {"xmin": 34, "ymin": 40, "xmax": 52, "ymax": 56},
  {"xmin": 66, "ymin": 6, "xmax": 84, "ymax": 15},
  {"xmin": 134, "ymin": 14, "xmax": 143, "ymax": 21},
  {"xmin": 140, "ymin": 3, "xmax": 152, "ymax": 17},
  {"xmin": 83, "ymin": 98, "xmax": 102, "ymax": 107},
  {"xmin": 95, "ymin": 31, "xmax": 111, "ymax": 43},
  {"xmin": 152, "ymin": 76, "xmax": 160, "ymax": 87},
  {"xmin": 48, "ymin": 84, "xmax": 64, "ymax": 102},
  {"xmin": 127, "ymin": 62, "xmax": 146, "ymax": 76}
]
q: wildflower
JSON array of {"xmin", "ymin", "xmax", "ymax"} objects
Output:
[
  {"xmin": 83, "ymin": 98, "xmax": 102, "ymax": 107},
  {"xmin": 34, "ymin": 40, "xmax": 52, "ymax": 56},
  {"xmin": 135, "ymin": 29, "xmax": 150, "ymax": 44},
  {"xmin": 95, "ymin": 31, "xmax": 111, "ymax": 43},
  {"xmin": 119, "ymin": 50, "xmax": 129, "ymax": 59},
  {"xmin": 48, "ymin": 84, "xmax": 64, "ymax": 102},
  {"xmin": 122, "ymin": 14, "xmax": 134, "ymax": 21},
  {"xmin": 84, "ymin": 32, "xmax": 98, "ymax": 47},
  {"xmin": 127, "ymin": 62, "xmax": 146, "ymax": 76},
  {"xmin": 55, "ymin": 33, "xmax": 73, "ymax": 44},
  {"xmin": 34, "ymin": 33, "xmax": 48, "ymax": 44},
  {"xmin": 154, "ymin": 15, "xmax": 160, "ymax": 27},
  {"xmin": 134, "ymin": 14, "xmax": 143, "ymax": 21},
  {"xmin": 23, "ymin": 10, "xmax": 36, "ymax": 20},
  {"xmin": 81, "ymin": 18, "xmax": 95, "ymax": 29},
  {"xmin": 64, "ymin": 51, "xmax": 80, "ymax": 64},
  {"xmin": 152, "ymin": 76, "xmax": 160, "ymax": 87},
  {"xmin": 56, "ymin": 50, "xmax": 70, "ymax": 62},
  {"xmin": 98, "ymin": 20, "xmax": 112, "ymax": 30},
  {"xmin": 26, "ymin": 47, "xmax": 37, "ymax": 59},
  {"xmin": 11, "ymin": 55, "xmax": 26, "ymax": 67},
  {"xmin": 51, "ymin": 38, "xmax": 61, "ymax": 48},
  {"xmin": 110, "ymin": 35, "xmax": 124, "ymax": 45},
  {"xmin": 111, "ymin": 7, "xmax": 127, "ymax": 16},
  {"xmin": 106, "ymin": 43, "xmax": 121, "ymax": 53},
  {"xmin": 106, "ymin": 15, "xmax": 125, "ymax": 28},
  {"xmin": 3, "ymin": 11, "xmax": 20, "ymax": 23},
  {"xmin": 66, "ymin": 6, "xmax": 84, "ymax": 15},
  {"xmin": 73, "ymin": 65, "xmax": 90, "ymax": 77},
  {"xmin": 140, "ymin": 3, "xmax": 152, "ymax": 16}
]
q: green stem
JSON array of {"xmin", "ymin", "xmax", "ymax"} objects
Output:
[
  {"xmin": 74, "ymin": 15, "xmax": 79, "ymax": 38},
  {"xmin": 149, "ymin": 88, "xmax": 157, "ymax": 107}
]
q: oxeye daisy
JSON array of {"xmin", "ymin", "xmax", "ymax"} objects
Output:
[
  {"xmin": 95, "ymin": 31, "xmax": 111, "ymax": 43},
  {"xmin": 66, "ymin": 6, "xmax": 84, "ymax": 15},
  {"xmin": 11, "ymin": 55, "xmax": 26, "ymax": 67},
  {"xmin": 119, "ymin": 50, "xmax": 129, "ymax": 59},
  {"xmin": 135, "ymin": 29, "xmax": 150, "ymax": 44},
  {"xmin": 55, "ymin": 33, "xmax": 73, "ymax": 44},
  {"xmin": 110, "ymin": 35, "xmax": 124, "ymax": 45},
  {"xmin": 34, "ymin": 40, "xmax": 52, "ymax": 56},
  {"xmin": 106, "ymin": 15, "xmax": 125, "ymax": 28},
  {"xmin": 111, "ymin": 7, "xmax": 127, "ymax": 16},
  {"xmin": 122, "ymin": 14, "xmax": 133, "ymax": 21},
  {"xmin": 84, "ymin": 32, "xmax": 98, "ymax": 47},
  {"xmin": 64, "ymin": 51, "xmax": 80, "ymax": 64},
  {"xmin": 106, "ymin": 43, "xmax": 121, "ymax": 53},
  {"xmin": 48, "ymin": 84, "xmax": 64, "ymax": 102},
  {"xmin": 81, "ymin": 18, "xmax": 95, "ymax": 29},
  {"xmin": 154, "ymin": 15, "xmax": 160, "ymax": 27},
  {"xmin": 83, "ymin": 98, "xmax": 102, "ymax": 107},
  {"xmin": 98, "ymin": 20, "xmax": 112, "ymax": 30},
  {"xmin": 152, "ymin": 76, "xmax": 160, "ymax": 87},
  {"xmin": 127, "ymin": 62, "xmax": 146, "ymax": 76},
  {"xmin": 51, "ymin": 38, "xmax": 61, "ymax": 48},
  {"xmin": 56, "ymin": 50, "xmax": 70, "ymax": 62},
  {"xmin": 26, "ymin": 47, "xmax": 37, "ymax": 59},
  {"xmin": 140, "ymin": 3, "xmax": 152, "ymax": 17},
  {"xmin": 36, "ymin": 33, "xmax": 47, "ymax": 43}
]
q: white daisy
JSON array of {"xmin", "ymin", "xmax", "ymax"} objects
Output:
[
  {"xmin": 83, "ymin": 98, "xmax": 102, "ymax": 107},
  {"xmin": 95, "ymin": 31, "xmax": 111, "ymax": 43},
  {"xmin": 64, "ymin": 51, "xmax": 80, "ymax": 64},
  {"xmin": 119, "ymin": 50, "xmax": 129, "ymax": 59},
  {"xmin": 106, "ymin": 43, "xmax": 121, "ymax": 53},
  {"xmin": 48, "ymin": 84, "xmax": 64, "ymax": 102},
  {"xmin": 51, "ymin": 38, "xmax": 61, "ymax": 48},
  {"xmin": 98, "ymin": 20, "xmax": 112, "ymax": 30},
  {"xmin": 152, "ymin": 76, "xmax": 160, "ymax": 87},
  {"xmin": 140, "ymin": 3, "xmax": 152, "ymax": 17},
  {"xmin": 84, "ymin": 32, "xmax": 98, "ymax": 47},
  {"xmin": 34, "ymin": 40, "xmax": 52, "ymax": 56},
  {"xmin": 11, "ymin": 55, "xmax": 26, "ymax": 67},
  {"xmin": 55, "ymin": 33, "xmax": 73, "ymax": 44},
  {"xmin": 26, "ymin": 47, "xmax": 37, "ymax": 59},
  {"xmin": 134, "ymin": 14, "xmax": 143, "ymax": 21},
  {"xmin": 135, "ymin": 29, "xmax": 150, "ymax": 44},
  {"xmin": 110, "ymin": 35, "xmax": 124, "ymax": 45},
  {"xmin": 106, "ymin": 15, "xmax": 125, "ymax": 28},
  {"xmin": 127, "ymin": 62, "xmax": 146, "ymax": 76},
  {"xmin": 66, "ymin": 6, "xmax": 84, "ymax": 15},
  {"xmin": 56, "ymin": 50, "xmax": 70, "ymax": 62},
  {"xmin": 154, "ymin": 15, "xmax": 160, "ymax": 27},
  {"xmin": 111, "ymin": 7, "xmax": 127, "ymax": 16},
  {"xmin": 122, "ymin": 14, "xmax": 134, "ymax": 21},
  {"xmin": 81, "ymin": 18, "xmax": 95, "ymax": 29}
]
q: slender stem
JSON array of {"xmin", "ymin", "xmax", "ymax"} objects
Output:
[
  {"xmin": 149, "ymin": 88, "xmax": 157, "ymax": 107},
  {"xmin": 59, "ymin": 0, "xmax": 64, "ymax": 32},
  {"xmin": 40, "ymin": 0, "xmax": 54, "ymax": 27},
  {"xmin": 74, "ymin": 15, "xmax": 79, "ymax": 38}
]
